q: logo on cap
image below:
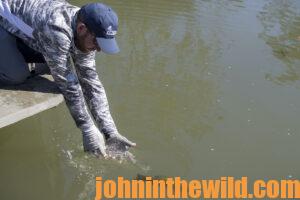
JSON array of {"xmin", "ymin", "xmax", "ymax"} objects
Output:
[{"xmin": 106, "ymin": 26, "xmax": 117, "ymax": 36}]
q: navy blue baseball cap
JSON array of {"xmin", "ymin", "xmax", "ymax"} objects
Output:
[{"xmin": 79, "ymin": 3, "xmax": 119, "ymax": 54}]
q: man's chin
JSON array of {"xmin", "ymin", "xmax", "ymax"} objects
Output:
[
  {"xmin": 81, "ymin": 47, "xmax": 95, "ymax": 53},
  {"xmin": 78, "ymin": 47, "xmax": 91, "ymax": 53},
  {"xmin": 75, "ymin": 43, "xmax": 90, "ymax": 53},
  {"xmin": 81, "ymin": 49, "xmax": 90, "ymax": 53}
]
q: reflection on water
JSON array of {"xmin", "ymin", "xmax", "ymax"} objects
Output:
[
  {"xmin": 258, "ymin": 0, "xmax": 300, "ymax": 85},
  {"xmin": 1, "ymin": 0, "xmax": 300, "ymax": 199}
]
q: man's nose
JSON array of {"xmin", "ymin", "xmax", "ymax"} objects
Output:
[
  {"xmin": 95, "ymin": 45, "xmax": 101, "ymax": 52},
  {"xmin": 93, "ymin": 37, "xmax": 101, "ymax": 52},
  {"xmin": 93, "ymin": 40, "xmax": 101, "ymax": 52}
]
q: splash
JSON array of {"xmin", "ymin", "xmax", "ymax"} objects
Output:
[{"xmin": 105, "ymin": 137, "xmax": 136, "ymax": 164}]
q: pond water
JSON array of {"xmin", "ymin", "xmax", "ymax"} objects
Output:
[{"xmin": 0, "ymin": 0, "xmax": 300, "ymax": 199}]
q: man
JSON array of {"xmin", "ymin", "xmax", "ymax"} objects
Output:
[{"xmin": 0, "ymin": 0, "xmax": 136, "ymax": 157}]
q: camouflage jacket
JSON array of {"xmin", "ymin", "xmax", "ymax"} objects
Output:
[{"xmin": 0, "ymin": 0, "xmax": 118, "ymax": 135}]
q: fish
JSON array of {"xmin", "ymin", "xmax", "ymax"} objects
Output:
[{"xmin": 136, "ymin": 174, "xmax": 166, "ymax": 181}]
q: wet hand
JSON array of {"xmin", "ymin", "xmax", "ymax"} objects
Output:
[
  {"xmin": 82, "ymin": 126, "xmax": 108, "ymax": 158},
  {"xmin": 108, "ymin": 132, "xmax": 136, "ymax": 148}
]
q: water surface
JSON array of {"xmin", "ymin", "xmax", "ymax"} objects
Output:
[{"xmin": 0, "ymin": 0, "xmax": 300, "ymax": 199}]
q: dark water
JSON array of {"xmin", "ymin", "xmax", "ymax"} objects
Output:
[{"xmin": 0, "ymin": 0, "xmax": 300, "ymax": 199}]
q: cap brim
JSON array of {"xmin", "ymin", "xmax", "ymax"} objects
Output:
[{"xmin": 96, "ymin": 37, "xmax": 120, "ymax": 54}]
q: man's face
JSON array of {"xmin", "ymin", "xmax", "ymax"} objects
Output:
[{"xmin": 76, "ymin": 22, "xmax": 101, "ymax": 53}]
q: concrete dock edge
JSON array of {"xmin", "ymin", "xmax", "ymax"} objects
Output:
[{"xmin": 0, "ymin": 75, "xmax": 64, "ymax": 128}]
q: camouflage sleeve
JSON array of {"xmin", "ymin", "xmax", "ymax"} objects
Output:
[
  {"xmin": 41, "ymin": 28, "xmax": 95, "ymax": 132},
  {"xmin": 72, "ymin": 51, "xmax": 119, "ymax": 136}
]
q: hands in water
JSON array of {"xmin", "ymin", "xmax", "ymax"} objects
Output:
[{"xmin": 82, "ymin": 126, "xmax": 136, "ymax": 158}]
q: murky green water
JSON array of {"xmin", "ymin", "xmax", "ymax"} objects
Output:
[{"xmin": 1, "ymin": 0, "xmax": 300, "ymax": 199}]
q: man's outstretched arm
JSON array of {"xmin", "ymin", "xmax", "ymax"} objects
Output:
[
  {"xmin": 73, "ymin": 51, "xmax": 136, "ymax": 147},
  {"xmin": 42, "ymin": 29, "xmax": 107, "ymax": 156}
]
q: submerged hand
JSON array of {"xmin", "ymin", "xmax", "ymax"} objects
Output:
[
  {"xmin": 109, "ymin": 132, "xmax": 136, "ymax": 148},
  {"xmin": 82, "ymin": 126, "xmax": 107, "ymax": 157}
]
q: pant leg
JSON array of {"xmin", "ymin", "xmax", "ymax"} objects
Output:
[
  {"xmin": 0, "ymin": 26, "xmax": 31, "ymax": 85},
  {"xmin": 16, "ymin": 37, "xmax": 49, "ymax": 75},
  {"xmin": 16, "ymin": 37, "xmax": 46, "ymax": 63}
]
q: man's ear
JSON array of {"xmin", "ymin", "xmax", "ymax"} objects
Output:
[{"xmin": 77, "ymin": 22, "xmax": 88, "ymax": 36}]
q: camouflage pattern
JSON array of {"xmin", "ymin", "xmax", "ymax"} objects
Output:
[{"xmin": 0, "ymin": 0, "xmax": 118, "ymax": 136}]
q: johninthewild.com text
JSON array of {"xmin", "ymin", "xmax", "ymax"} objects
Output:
[{"xmin": 94, "ymin": 176, "xmax": 300, "ymax": 199}]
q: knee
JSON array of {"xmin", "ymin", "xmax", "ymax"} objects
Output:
[
  {"xmin": 0, "ymin": 28, "xmax": 31, "ymax": 85},
  {"xmin": 12, "ymin": 72, "xmax": 30, "ymax": 85},
  {"xmin": 0, "ymin": 69, "xmax": 30, "ymax": 85}
]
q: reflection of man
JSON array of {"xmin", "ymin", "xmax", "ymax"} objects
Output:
[{"xmin": 0, "ymin": 0, "xmax": 136, "ymax": 157}]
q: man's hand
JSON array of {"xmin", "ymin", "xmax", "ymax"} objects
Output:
[
  {"xmin": 82, "ymin": 125, "xmax": 107, "ymax": 157},
  {"xmin": 108, "ymin": 132, "xmax": 136, "ymax": 147}
]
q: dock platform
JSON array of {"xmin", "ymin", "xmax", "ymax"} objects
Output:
[{"xmin": 0, "ymin": 75, "xmax": 64, "ymax": 128}]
